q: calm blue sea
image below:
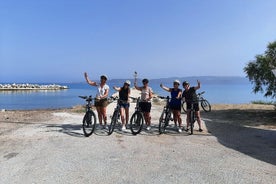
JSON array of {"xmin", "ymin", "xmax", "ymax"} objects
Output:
[{"xmin": 0, "ymin": 77, "xmax": 272, "ymax": 110}]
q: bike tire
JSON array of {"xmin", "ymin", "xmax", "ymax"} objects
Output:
[
  {"xmin": 181, "ymin": 101, "xmax": 187, "ymax": 113},
  {"xmin": 201, "ymin": 100, "xmax": 211, "ymax": 112},
  {"xmin": 108, "ymin": 110, "xmax": 119, "ymax": 135},
  {"xmin": 190, "ymin": 110, "xmax": 195, "ymax": 135},
  {"xmin": 82, "ymin": 111, "xmax": 96, "ymax": 137},
  {"xmin": 159, "ymin": 111, "xmax": 167, "ymax": 134},
  {"xmin": 130, "ymin": 111, "xmax": 144, "ymax": 135}
]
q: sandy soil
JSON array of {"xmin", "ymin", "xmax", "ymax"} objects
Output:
[{"xmin": 0, "ymin": 89, "xmax": 275, "ymax": 183}]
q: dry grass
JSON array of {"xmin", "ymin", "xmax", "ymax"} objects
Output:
[{"xmin": 203, "ymin": 104, "xmax": 276, "ymax": 129}]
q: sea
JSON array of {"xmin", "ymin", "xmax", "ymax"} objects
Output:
[{"xmin": 0, "ymin": 76, "xmax": 273, "ymax": 110}]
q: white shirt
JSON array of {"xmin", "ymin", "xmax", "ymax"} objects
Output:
[
  {"xmin": 141, "ymin": 87, "xmax": 153, "ymax": 102},
  {"xmin": 97, "ymin": 84, "xmax": 109, "ymax": 98}
]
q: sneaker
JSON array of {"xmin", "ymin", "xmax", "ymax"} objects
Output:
[
  {"xmin": 104, "ymin": 125, "xmax": 109, "ymax": 130},
  {"xmin": 178, "ymin": 128, "xmax": 182, "ymax": 133},
  {"xmin": 185, "ymin": 128, "xmax": 189, "ymax": 132},
  {"xmin": 146, "ymin": 126, "xmax": 151, "ymax": 131},
  {"xmin": 98, "ymin": 124, "xmax": 103, "ymax": 129},
  {"xmin": 121, "ymin": 126, "xmax": 126, "ymax": 131},
  {"xmin": 199, "ymin": 128, "xmax": 203, "ymax": 132}
]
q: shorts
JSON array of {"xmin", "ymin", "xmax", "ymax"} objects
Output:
[
  {"xmin": 139, "ymin": 102, "xmax": 151, "ymax": 113},
  {"xmin": 186, "ymin": 103, "xmax": 199, "ymax": 111},
  {"xmin": 169, "ymin": 104, "xmax": 181, "ymax": 111},
  {"xmin": 119, "ymin": 102, "xmax": 130, "ymax": 109},
  {"xmin": 94, "ymin": 98, "xmax": 108, "ymax": 107}
]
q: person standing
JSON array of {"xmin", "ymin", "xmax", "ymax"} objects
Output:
[
  {"xmin": 113, "ymin": 80, "xmax": 131, "ymax": 131},
  {"xmin": 134, "ymin": 78, "xmax": 153, "ymax": 130},
  {"xmin": 160, "ymin": 80, "xmax": 183, "ymax": 132},
  {"xmin": 182, "ymin": 80, "xmax": 203, "ymax": 132},
  {"xmin": 84, "ymin": 72, "xmax": 109, "ymax": 129}
]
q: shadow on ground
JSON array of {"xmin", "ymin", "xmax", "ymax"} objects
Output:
[
  {"xmin": 203, "ymin": 109, "xmax": 276, "ymax": 165},
  {"xmin": 45, "ymin": 124, "xmax": 84, "ymax": 137}
]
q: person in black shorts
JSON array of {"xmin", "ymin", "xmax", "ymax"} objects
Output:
[
  {"xmin": 113, "ymin": 80, "xmax": 131, "ymax": 131},
  {"xmin": 134, "ymin": 78, "xmax": 153, "ymax": 131},
  {"xmin": 160, "ymin": 80, "xmax": 183, "ymax": 132},
  {"xmin": 182, "ymin": 80, "xmax": 203, "ymax": 132}
]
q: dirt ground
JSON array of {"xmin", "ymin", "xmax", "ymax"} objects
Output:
[
  {"xmin": 1, "ymin": 103, "xmax": 275, "ymax": 133},
  {"xmin": 0, "ymin": 103, "xmax": 275, "ymax": 183}
]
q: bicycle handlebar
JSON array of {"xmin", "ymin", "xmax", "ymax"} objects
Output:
[
  {"xmin": 157, "ymin": 96, "xmax": 170, "ymax": 100},
  {"xmin": 197, "ymin": 91, "xmax": 205, "ymax": 96}
]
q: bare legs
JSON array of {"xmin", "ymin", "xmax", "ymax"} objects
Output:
[
  {"xmin": 186, "ymin": 110, "xmax": 202, "ymax": 131},
  {"xmin": 96, "ymin": 106, "xmax": 107, "ymax": 126}
]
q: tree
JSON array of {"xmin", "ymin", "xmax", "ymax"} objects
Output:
[{"xmin": 244, "ymin": 41, "xmax": 276, "ymax": 99}]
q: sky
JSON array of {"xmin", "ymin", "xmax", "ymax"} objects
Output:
[{"xmin": 1, "ymin": 0, "xmax": 276, "ymax": 83}]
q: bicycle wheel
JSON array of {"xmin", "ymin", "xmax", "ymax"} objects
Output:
[
  {"xmin": 159, "ymin": 111, "xmax": 166, "ymax": 134},
  {"xmin": 82, "ymin": 110, "xmax": 96, "ymax": 137},
  {"xmin": 201, "ymin": 99, "xmax": 211, "ymax": 112},
  {"xmin": 190, "ymin": 111, "xmax": 195, "ymax": 135},
  {"xmin": 130, "ymin": 111, "xmax": 144, "ymax": 135},
  {"xmin": 181, "ymin": 101, "xmax": 187, "ymax": 113},
  {"xmin": 108, "ymin": 110, "xmax": 119, "ymax": 135}
]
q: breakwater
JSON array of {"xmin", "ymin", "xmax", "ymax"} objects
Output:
[{"xmin": 0, "ymin": 83, "xmax": 68, "ymax": 90}]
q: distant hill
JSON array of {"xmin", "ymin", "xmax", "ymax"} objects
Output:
[{"xmin": 109, "ymin": 76, "xmax": 249, "ymax": 85}]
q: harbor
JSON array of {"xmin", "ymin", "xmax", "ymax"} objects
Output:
[{"xmin": 0, "ymin": 83, "xmax": 69, "ymax": 90}]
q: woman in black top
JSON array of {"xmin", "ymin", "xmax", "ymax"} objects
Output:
[
  {"xmin": 182, "ymin": 80, "xmax": 203, "ymax": 132},
  {"xmin": 113, "ymin": 80, "xmax": 131, "ymax": 131}
]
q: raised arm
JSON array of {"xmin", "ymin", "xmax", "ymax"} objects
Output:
[
  {"xmin": 160, "ymin": 83, "xmax": 171, "ymax": 92},
  {"xmin": 194, "ymin": 80, "xmax": 201, "ymax": 90},
  {"xmin": 84, "ymin": 72, "xmax": 97, "ymax": 86},
  {"xmin": 113, "ymin": 86, "xmax": 121, "ymax": 92},
  {"xmin": 134, "ymin": 82, "xmax": 142, "ymax": 91}
]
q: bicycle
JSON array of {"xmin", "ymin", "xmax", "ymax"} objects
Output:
[
  {"xmin": 186, "ymin": 99, "xmax": 202, "ymax": 135},
  {"xmin": 79, "ymin": 95, "xmax": 97, "ymax": 137},
  {"xmin": 129, "ymin": 97, "xmax": 144, "ymax": 135},
  {"xmin": 158, "ymin": 96, "xmax": 173, "ymax": 134},
  {"xmin": 108, "ymin": 96, "xmax": 121, "ymax": 135},
  {"xmin": 182, "ymin": 91, "xmax": 211, "ymax": 113}
]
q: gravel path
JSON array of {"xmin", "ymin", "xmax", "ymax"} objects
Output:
[{"xmin": 0, "ymin": 105, "xmax": 275, "ymax": 184}]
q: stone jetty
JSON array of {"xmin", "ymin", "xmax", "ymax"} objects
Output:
[{"xmin": 0, "ymin": 83, "xmax": 69, "ymax": 90}]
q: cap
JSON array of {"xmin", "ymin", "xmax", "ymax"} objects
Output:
[
  {"xmin": 173, "ymin": 80, "xmax": 180, "ymax": 85},
  {"xmin": 124, "ymin": 80, "xmax": 131, "ymax": 85},
  {"xmin": 182, "ymin": 81, "xmax": 189, "ymax": 86}
]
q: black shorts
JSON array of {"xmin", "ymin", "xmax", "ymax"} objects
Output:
[
  {"xmin": 186, "ymin": 103, "xmax": 199, "ymax": 111},
  {"xmin": 139, "ymin": 102, "xmax": 151, "ymax": 112},
  {"xmin": 170, "ymin": 104, "xmax": 181, "ymax": 111}
]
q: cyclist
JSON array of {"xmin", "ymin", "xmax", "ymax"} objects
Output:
[
  {"xmin": 84, "ymin": 72, "xmax": 109, "ymax": 129},
  {"xmin": 160, "ymin": 80, "xmax": 183, "ymax": 132},
  {"xmin": 113, "ymin": 80, "xmax": 131, "ymax": 131},
  {"xmin": 134, "ymin": 78, "xmax": 153, "ymax": 131},
  {"xmin": 182, "ymin": 80, "xmax": 203, "ymax": 132}
]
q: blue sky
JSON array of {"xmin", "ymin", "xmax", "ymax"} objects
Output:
[{"xmin": 1, "ymin": 0, "xmax": 276, "ymax": 83}]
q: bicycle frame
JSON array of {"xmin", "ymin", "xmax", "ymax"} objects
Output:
[
  {"xmin": 158, "ymin": 96, "xmax": 172, "ymax": 134},
  {"xmin": 129, "ymin": 97, "xmax": 144, "ymax": 135},
  {"xmin": 108, "ymin": 97, "xmax": 121, "ymax": 135},
  {"xmin": 79, "ymin": 95, "xmax": 97, "ymax": 137}
]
